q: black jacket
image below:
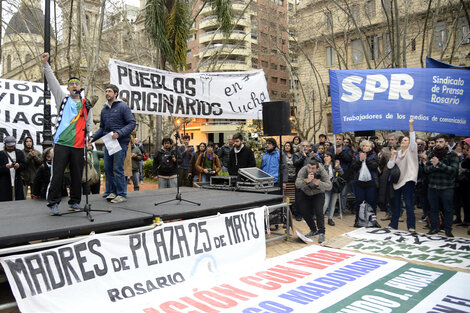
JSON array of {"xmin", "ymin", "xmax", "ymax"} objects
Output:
[
  {"xmin": 152, "ymin": 147, "xmax": 182, "ymax": 177},
  {"xmin": 0, "ymin": 149, "xmax": 26, "ymax": 201},
  {"xmin": 32, "ymin": 162, "xmax": 68, "ymax": 199},
  {"xmin": 228, "ymin": 145, "xmax": 256, "ymax": 176}
]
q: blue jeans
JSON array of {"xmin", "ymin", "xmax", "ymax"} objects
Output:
[
  {"xmin": 323, "ymin": 190, "xmax": 339, "ymax": 220},
  {"xmin": 139, "ymin": 160, "xmax": 144, "ymax": 181},
  {"xmin": 355, "ymin": 185, "xmax": 378, "ymax": 219},
  {"xmin": 158, "ymin": 177, "xmax": 177, "ymax": 188},
  {"xmin": 428, "ymin": 187, "xmax": 454, "ymax": 232},
  {"xmin": 131, "ymin": 171, "xmax": 140, "ymax": 191},
  {"xmin": 104, "ymin": 144, "xmax": 128, "ymax": 198},
  {"xmin": 390, "ymin": 181, "xmax": 415, "ymax": 229}
]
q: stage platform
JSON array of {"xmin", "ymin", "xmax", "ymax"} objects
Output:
[{"xmin": 0, "ymin": 187, "xmax": 283, "ymax": 249}]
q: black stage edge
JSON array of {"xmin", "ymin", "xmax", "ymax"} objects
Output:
[{"xmin": 0, "ymin": 188, "xmax": 283, "ymax": 249}]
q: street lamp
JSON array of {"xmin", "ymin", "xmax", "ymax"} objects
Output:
[{"xmin": 42, "ymin": 0, "xmax": 53, "ymax": 149}]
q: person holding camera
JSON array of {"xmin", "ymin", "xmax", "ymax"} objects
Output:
[
  {"xmin": 295, "ymin": 159, "xmax": 332, "ymax": 243},
  {"xmin": 0, "ymin": 136, "xmax": 26, "ymax": 201},
  {"xmin": 152, "ymin": 137, "xmax": 181, "ymax": 188},
  {"xmin": 196, "ymin": 142, "xmax": 221, "ymax": 183}
]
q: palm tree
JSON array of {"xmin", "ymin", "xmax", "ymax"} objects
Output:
[{"xmin": 145, "ymin": 0, "xmax": 233, "ymax": 71}]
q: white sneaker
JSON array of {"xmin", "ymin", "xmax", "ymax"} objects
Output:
[
  {"xmin": 111, "ymin": 195, "xmax": 127, "ymax": 203},
  {"xmin": 106, "ymin": 193, "xmax": 117, "ymax": 202}
]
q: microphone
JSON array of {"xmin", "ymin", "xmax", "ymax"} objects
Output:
[{"xmin": 74, "ymin": 88, "xmax": 85, "ymax": 95}]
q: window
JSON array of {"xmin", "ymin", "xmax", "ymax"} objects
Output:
[
  {"xmin": 272, "ymin": 77, "xmax": 278, "ymax": 83},
  {"xmin": 187, "ymin": 63, "xmax": 192, "ymax": 70},
  {"xmin": 365, "ymin": 0, "xmax": 376, "ymax": 18},
  {"xmin": 351, "ymin": 5, "xmax": 360, "ymax": 22},
  {"xmin": 367, "ymin": 35, "xmax": 380, "ymax": 60},
  {"xmin": 270, "ymin": 63, "xmax": 277, "ymax": 70},
  {"xmin": 271, "ymin": 90, "xmax": 278, "ymax": 96},
  {"xmin": 351, "ymin": 39, "xmax": 363, "ymax": 64},
  {"xmin": 383, "ymin": 33, "xmax": 391, "ymax": 56},
  {"xmin": 326, "ymin": 46, "xmax": 335, "ymax": 66},
  {"xmin": 278, "ymin": 0, "xmax": 283, "ymax": 6},
  {"xmin": 271, "ymin": 35, "xmax": 277, "ymax": 43},
  {"xmin": 325, "ymin": 12, "xmax": 333, "ymax": 30},
  {"xmin": 251, "ymin": 29, "xmax": 258, "ymax": 40},
  {"xmin": 7, "ymin": 55, "xmax": 11, "ymax": 72},
  {"xmin": 271, "ymin": 49, "xmax": 277, "ymax": 55},
  {"xmin": 434, "ymin": 22, "xmax": 447, "ymax": 49},
  {"xmin": 459, "ymin": 17, "xmax": 470, "ymax": 44},
  {"xmin": 383, "ymin": 0, "xmax": 391, "ymax": 13},
  {"xmin": 288, "ymin": 3, "xmax": 294, "ymax": 12},
  {"xmin": 280, "ymin": 65, "xmax": 287, "ymax": 71},
  {"xmin": 186, "ymin": 50, "xmax": 192, "ymax": 56},
  {"xmin": 327, "ymin": 113, "xmax": 333, "ymax": 133},
  {"xmin": 280, "ymin": 78, "xmax": 287, "ymax": 85},
  {"xmin": 261, "ymin": 60, "xmax": 269, "ymax": 68},
  {"xmin": 411, "ymin": 38, "xmax": 416, "ymax": 51}
]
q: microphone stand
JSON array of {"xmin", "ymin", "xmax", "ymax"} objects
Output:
[
  {"xmin": 61, "ymin": 91, "xmax": 112, "ymax": 221},
  {"xmin": 155, "ymin": 129, "xmax": 200, "ymax": 207}
]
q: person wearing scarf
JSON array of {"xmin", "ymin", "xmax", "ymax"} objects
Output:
[
  {"xmin": 196, "ymin": 142, "xmax": 221, "ymax": 183},
  {"xmin": 423, "ymin": 134, "xmax": 459, "ymax": 237},
  {"xmin": 350, "ymin": 140, "xmax": 380, "ymax": 227},
  {"xmin": 387, "ymin": 119, "xmax": 418, "ymax": 232}
]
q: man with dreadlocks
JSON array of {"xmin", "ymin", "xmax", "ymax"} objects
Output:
[{"xmin": 41, "ymin": 52, "xmax": 94, "ymax": 215}]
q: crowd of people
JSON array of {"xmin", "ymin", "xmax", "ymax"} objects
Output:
[{"xmin": 1, "ymin": 53, "xmax": 469, "ymax": 241}]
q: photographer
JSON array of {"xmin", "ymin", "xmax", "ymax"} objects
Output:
[
  {"xmin": 0, "ymin": 136, "xmax": 26, "ymax": 201},
  {"xmin": 295, "ymin": 159, "xmax": 332, "ymax": 243},
  {"xmin": 152, "ymin": 137, "xmax": 181, "ymax": 189},
  {"xmin": 196, "ymin": 142, "xmax": 221, "ymax": 183}
]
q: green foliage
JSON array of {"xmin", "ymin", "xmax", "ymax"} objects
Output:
[
  {"xmin": 210, "ymin": 0, "xmax": 233, "ymax": 35},
  {"xmin": 166, "ymin": 1, "xmax": 190, "ymax": 71},
  {"xmin": 99, "ymin": 159, "xmax": 104, "ymax": 175},
  {"xmin": 145, "ymin": 0, "xmax": 233, "ymax": 71},
  {"xmin": 143, "ymin": 159, "xmax": 154, "ymax": 178}
]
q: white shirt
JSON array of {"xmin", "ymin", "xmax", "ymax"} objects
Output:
[{"xmin": 7, "ymin": 151, "xmax": 16, "ymax": 186}]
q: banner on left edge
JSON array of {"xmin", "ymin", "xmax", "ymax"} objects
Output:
[{"xmin": 0, "ymin": 78, "xmax": 62, "ymax": 151}]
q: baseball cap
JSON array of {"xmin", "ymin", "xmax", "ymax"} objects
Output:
[{"xmin": 4, "ymin": 136, "xmax": 16, "ymax": 146}]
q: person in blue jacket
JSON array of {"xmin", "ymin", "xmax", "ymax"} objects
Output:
[
  {"xmin": 90, "ymin": 84, "xmax": 136, "ymax": 203},
  {"xmin": 261, "ymin": 138, "xmax": 288, "ymax": 191}
]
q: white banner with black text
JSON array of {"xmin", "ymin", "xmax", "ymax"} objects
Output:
[
  {"xmin": 108, "ymin": 58, "xmax": 269, "ymax": 120},
  {"xmin": 0, "ymin": 207, "xmax": 266, "ymax": 313}
]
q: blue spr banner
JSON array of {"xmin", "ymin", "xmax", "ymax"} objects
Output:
[{"xmin": 329, "ymin": 68, "xmax": 470, "ymax": 135}]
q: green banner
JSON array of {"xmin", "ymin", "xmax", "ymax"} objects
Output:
[{"xmin": 320, "ymin": 263, "xmax": 456, "ymax": 312}]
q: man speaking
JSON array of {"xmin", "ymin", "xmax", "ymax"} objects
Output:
[{"xmin": 90, "ymin": 85, "xmax": 135, "ymax": 203}]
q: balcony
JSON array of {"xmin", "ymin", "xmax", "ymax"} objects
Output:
[
  {"xmin": 199, "ymin": 44, "xmax": 250, "ymax": 57},
  {"xmin": 199, "ymin": 30, "xmax": 247, "ymax": 44},
  {"xmin": 199, "ymin": 59, "xmax": 250, "ymax": 71},
  {"xmin": 199, "ymin": 120, "xmax": 247, "ymax": 133}
]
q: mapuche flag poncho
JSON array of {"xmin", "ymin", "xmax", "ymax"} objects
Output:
[{"xmin": 53, "ymin": 97, "xmax": 87, "ymax": 148}]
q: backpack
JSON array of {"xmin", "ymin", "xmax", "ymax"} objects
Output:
[
  {"xmin": 357, "ymin": 201, "xmax": 381, "ymax": 228},
  {"xmin": 158, "ymin": 150, "xmax": 174, "ymax": 172}
]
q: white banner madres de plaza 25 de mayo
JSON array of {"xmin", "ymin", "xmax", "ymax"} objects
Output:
[
  {"xmin": 0, "ymin": 207, "xmax": 266, "ymax": 313},
  {"xmin": 108, "ymin": 58, "xmax": 270, "ymax": 120}
]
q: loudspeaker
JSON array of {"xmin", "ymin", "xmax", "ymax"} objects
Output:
[
  {"xmin": 354, "ymin": 130, "xmax": 376, "ymax": 137},
  {"xmin": 262, "ymin": 101, "xmax": 291, "ymax": 136}
]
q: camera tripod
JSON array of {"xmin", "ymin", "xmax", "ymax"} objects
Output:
[{"xmin": 155, "ymin": 130, "xmax": 200, "ymax": 207}]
